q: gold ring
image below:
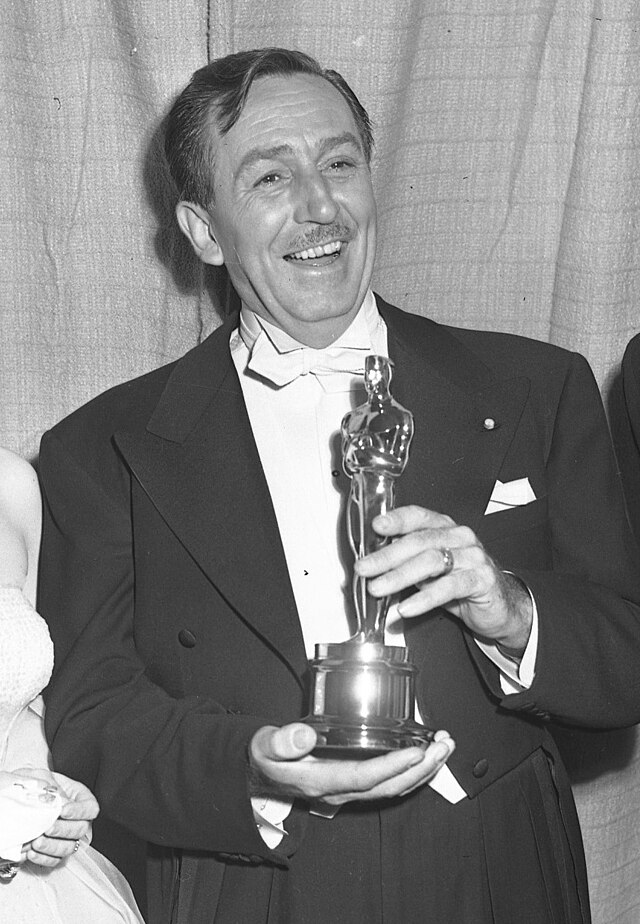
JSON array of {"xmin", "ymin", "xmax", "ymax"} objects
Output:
[{"xmin": 440, "ymin": 547, "xmax": 454, "ymax": 575}]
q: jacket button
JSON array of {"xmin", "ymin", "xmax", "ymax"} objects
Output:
[
  {"xmin": 178, "ymin": 629, "xmax": 196, "ymax": 648},
  {"xmin": 472, "ymin": 759, "xmax": 489, "ymax": 778}
]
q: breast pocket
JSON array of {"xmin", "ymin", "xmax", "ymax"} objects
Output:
[{"xmin": 478, "ymin": 496, "xmax": 551, "ymax": 571}]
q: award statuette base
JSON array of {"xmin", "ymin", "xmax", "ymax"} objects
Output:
[{"xmin": 305, "ymin": 640, "xmax": 434, "ymax": 758}]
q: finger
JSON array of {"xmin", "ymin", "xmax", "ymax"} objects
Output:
[
  {"xmin": 42, "ymin": 816, "xmax": 92, "ymax": 841},
  {"xmin": 372, "ymin": 506, "xmax": 455, "ymax": 536},
  {"xmin": 432, "ymin": 728, "xmax": 454, "ymax": 746},
  {"xmin": 57, "ymin": 796, "xmax": 99, "ymax": 821},
  {"xmin": 11, "ymin": 768, "xmax": 58, "ymax": 788},
  {"xmin": 357, "ymin": 524, "xmax": 474, "ymax": 580},
  {"xmin": 25, "ymin": 849, "xmax": 64, "ymax": 868},
  {"xmin": 366, "ymin": 546, "xmax": 458, "ymax": 596},
  {"xmin": 365, "ymin": 530, "xmax": 490, "ymax": 601},
  {"xmin": 28, "ymin": 834, "xmax": 78, "ymax": 861},
  {"xmin": 330, "ymin": 735, "xmax": 456, "ymax": 803},
  {"xmin": 311, "ymin": 742, "xmax": 446, "ymax": 804},
  {"xmin": 51, "ymin": 773, "xmax": 100, "ymax": 813},
  {"xmin": 252, "ymin": 723, "xmax": 318, "ymax": 763},
  {"xmin": 387, "ymin": 735, "xmax": 456, "ymax": 799},
  {"xmin": 397, "ymin": 563, "xmax": 497, "ymax": 618},
  {"xmin": 51, "ymin": 772, "xmax": 94, "ymax": 796},
  {"xmin": 356, "ymin": 530, "xmax": 446, "ymax": 578}
]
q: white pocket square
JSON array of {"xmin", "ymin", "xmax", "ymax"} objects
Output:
[{"xmin": 484, "ymin": 477, "xmax": 537, "ymax": 515}]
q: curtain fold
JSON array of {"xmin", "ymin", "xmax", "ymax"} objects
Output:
[{"xmin": 2, "ymin": 1, "xmax": 639, "ymax": 920}]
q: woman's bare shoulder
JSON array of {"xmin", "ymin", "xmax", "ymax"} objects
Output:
[
  {"xmin": 0, "ymin": 448, "xmax": 41, "ymax": 546},
  {"xmin": 0, "ymin": 450, "xmax": 41, "ymax": 595},
  {"xmin": 0, "ymin": 448, "xmax": 40, "ymax": 509}
]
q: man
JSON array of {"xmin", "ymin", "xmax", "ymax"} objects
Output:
[{"xmin": 38, "ymin": 48, "xmax": 640, "ymax": 923}]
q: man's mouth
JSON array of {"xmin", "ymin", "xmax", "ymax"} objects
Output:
[{"xmin": 285, "ymin": 240, "xmax": 343, "ymax": 261}]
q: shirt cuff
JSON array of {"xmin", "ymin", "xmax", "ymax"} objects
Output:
[
  {"xmin": 251, "ymin": 795, "xmax": 291, "ymax": 849},
  {"xmin": 474, "ymin": 583, "xmax": 539, "ymax": 693}
]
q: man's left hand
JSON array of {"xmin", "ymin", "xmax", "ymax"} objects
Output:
[{"xmin": 355, "ymin": 505, "xmax": 533, "ymax": 655}]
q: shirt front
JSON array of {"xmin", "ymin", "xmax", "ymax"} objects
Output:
[{"xmin": 230, "ymin": 292, "xmax": 536, "ymax": 844}]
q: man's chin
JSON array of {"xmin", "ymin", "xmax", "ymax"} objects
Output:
[
  {"xmin": 285, "ymin": 304, "xmax": 364, "ymax": 347},
  {"xmin": 291, "ymin": 299, "xmax": 362, "ymax": 327},
  {"xmin": 284, "ymin": 280, "xmax": 366, "ymax": 318}
]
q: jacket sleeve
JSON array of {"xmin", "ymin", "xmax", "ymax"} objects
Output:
[
  {"xmin": 37, "ymin": 429, "xmax": 305, "ymax": 861},
  {"xmin": 471, "ymin": 351, "xmax": 640, "ymax": 728}
]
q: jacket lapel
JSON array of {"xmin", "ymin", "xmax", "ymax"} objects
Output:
[
  {"xmin": 114, "ymin": 319, "xmax": 307, "ymax": 683},
  {"xmin": 379, "ymin": 299, "xmax": 530, "ymax": 530},
  {"xmin": 378, "ymin": 300, "xmax": 532, "ymax": 722},
  {"xmin": 114, "ymin": 299, "xmax": 530, "ymax": 687}
]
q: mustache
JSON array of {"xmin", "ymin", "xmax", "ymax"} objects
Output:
[{"xmin": 285, "ymin": 223, "xmax": 354, "ymax": 253}]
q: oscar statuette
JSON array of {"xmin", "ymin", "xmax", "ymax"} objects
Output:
[{"xmin": 305, "ymin": 354, "xmax": 434, "ymax": 757}]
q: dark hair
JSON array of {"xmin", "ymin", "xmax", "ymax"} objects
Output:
[{"xmin": 164, "ymin": 47, "xmax": 374, "ymax": 208}]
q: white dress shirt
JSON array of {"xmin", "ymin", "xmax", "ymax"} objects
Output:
[{"xmin": 230, "ymin": 291, "xmax": 538, "ymax": 846}]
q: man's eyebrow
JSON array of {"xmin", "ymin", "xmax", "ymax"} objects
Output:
[
  {"xmin": 317, "ymin": 132, "xmax": 364, "ymax": 159},
  {"xmin": 234, "ymin": 132, "xmax": 364, "ymax": 181},
  {"xmin": 234, "ymin": 144, "xmax": 294, "ymax": 181}
]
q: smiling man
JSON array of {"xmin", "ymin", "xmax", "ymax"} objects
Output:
[
  {"xmin": 174, "ymin": 70, "xmax": 376, "ymax": 347},
  {"xmin": 38, "ymin": 48, "xmax": 640, "ymax": 924}
]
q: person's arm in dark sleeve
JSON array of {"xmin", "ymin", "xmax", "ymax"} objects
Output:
[
  {"xmin": 470, "ymin": 351, "xmax": 640, "ymax": 727},
  {"xmin": 38, "ymin": 430, "xmax": 303, "ymax": 863}
]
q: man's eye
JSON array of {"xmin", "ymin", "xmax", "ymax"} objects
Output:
[
  {"xmin": 255, "ymin": 173, "xmax": 281, "ymax": 187},
  {"xmin": 327, "ymin": 160, "xmax": 355, "ymax": 173}
]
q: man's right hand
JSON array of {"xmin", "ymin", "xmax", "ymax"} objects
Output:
[{"xmin": 249, "ymin": 723, "xmax": 455, "ymax": 808}]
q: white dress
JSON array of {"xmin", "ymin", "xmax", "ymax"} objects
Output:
[{"xmin": 0, "ymin": 586, "xmax": 145, "ymax": 923}]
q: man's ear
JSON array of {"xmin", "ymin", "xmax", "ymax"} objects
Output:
[{"xmin": 175, "ymin": 202, "xmax": 224, "ymax": 266}]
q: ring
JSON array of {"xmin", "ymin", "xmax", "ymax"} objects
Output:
[
  {"xmin": 73, "ymin": 840, "xmax": 80, "ymax": 853},
  {"xmin": 0, "ymin": 860, "xmax": 18, "ymax": 880},
  {"xmin": 440, "ymin": 547, "xmax": 454, "ymax": 576}
]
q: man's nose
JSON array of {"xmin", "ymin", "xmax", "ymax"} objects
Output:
[{"xmin": 292, "ymin": 171, "xmax": 339, "ymax": 224}]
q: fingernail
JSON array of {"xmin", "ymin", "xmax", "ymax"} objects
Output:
[
  {"xmin": 433, "ymin": 742, "xmax": 452, "ymax": 762},
  {"xmin": 406, "ymin": 749, "xmax": 425, "ymax": 766},
  {"xmin": 293, "ymin": 727, "xmax": 311, "ymax": 749},
  {"xmin": 367, "ymin": 579, "xmax": 383, "ymax": 596}
]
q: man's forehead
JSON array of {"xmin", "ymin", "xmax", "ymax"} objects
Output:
[
  {"xmin": 231, "ymin": 73, "xmax": 356, "ymax": 139},
  {"xmin": 247, "ymin": 71, "xmax": 344, "ymax": 106},
  {"xmin": 210, "ymin": 73, "xmax": 362, "ymax": 172}
]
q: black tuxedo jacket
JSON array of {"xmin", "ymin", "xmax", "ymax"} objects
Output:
[
  {"xmin": 38, "ymin": 298, "xmax": 640, "ymax": 923},
  {"xmin": 619, "ymin": 332, "xmax": 640, "ymax": 540}
]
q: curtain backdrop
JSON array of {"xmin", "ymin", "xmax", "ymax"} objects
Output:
[{"xmin": 2, "ymin": 1, "xmax": 639, "ymax": 920}]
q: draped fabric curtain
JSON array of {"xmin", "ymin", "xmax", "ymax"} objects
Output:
[{"xmin": 2, "ymin": 1, "xmax": 639, "ymax": 920}]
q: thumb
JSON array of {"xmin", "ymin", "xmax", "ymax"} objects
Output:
[{"xmin": 252, "ymin": 723, "xmax": 317, "ymax": 762}]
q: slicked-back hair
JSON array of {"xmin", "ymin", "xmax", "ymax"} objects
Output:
[{"xmin": 164, "ymin": 47, "xmax": 374, "ymax": 209}]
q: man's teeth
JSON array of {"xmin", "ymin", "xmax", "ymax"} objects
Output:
[{"xmin": 289, "ymin": 241, "xmax": 342, "ymax": 260}]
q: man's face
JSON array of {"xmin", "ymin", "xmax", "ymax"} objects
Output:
[{"xmin": 204, "ymin": 73, "xmax": 377, "ymax": 346}]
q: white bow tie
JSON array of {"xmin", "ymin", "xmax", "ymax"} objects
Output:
[{"xmin": 247, "ymin": 328, "xmax": 370, "ymax": 389}]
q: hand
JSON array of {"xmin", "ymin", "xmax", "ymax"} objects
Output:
[
  {"xmin": 355, "ymin": 506, "xmax": 533, "ymax": 654},
  {"xmin": 14, "ymin": 769, "xmax": 99, "ymax": 868},
  {"xmin": 249, "ymin": 722, "xmax": 455, "ymax": 808}
]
